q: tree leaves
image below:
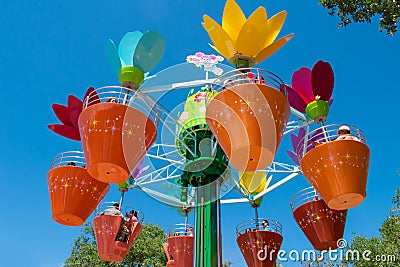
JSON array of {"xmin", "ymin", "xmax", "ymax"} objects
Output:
[
  {"xmin": 319, "ymin": 0, "xmax": 400, "ymax": 35},
  {"xmin": 343, "ymin": 188, "xmax": 399, "ymax": 267}
]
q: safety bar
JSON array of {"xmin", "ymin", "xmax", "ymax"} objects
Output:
[
  {"xmin": 50, "ymin": 151, "xmax": 86, "ymax": 169},
  {"xmin": 236, "ymin": 218, "xmax": 282, "ymax": 236},
  {"xmin": 296, "ymin": 124, "xmax": 366, "ymax": 160},
  {"xmin": 209, "ymin": 68, "xmax": 287, "ymax": 97},
  {"xmin": 289, "ymin": 186, "xmax": 321, "ymax": 211}
]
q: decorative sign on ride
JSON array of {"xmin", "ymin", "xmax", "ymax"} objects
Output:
[{"xmin": 46, "ymin": 0, "xmax": 370, "ymax": 266}]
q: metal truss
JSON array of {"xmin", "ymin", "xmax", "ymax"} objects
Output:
[
  {"xmin": 140, "ymin": 78, "xmax": 217, "ymax": 93},
  {"xmin": 221, "ymin": 171, "xmax": 301, "ymax": 205}
]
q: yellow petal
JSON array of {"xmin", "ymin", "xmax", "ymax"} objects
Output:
[
  {"xmin": 208, "ymin": 43, "xmax": 230, "ymax": 59},
  {"xmin": 264, "ymin": 11, "xmax": 287, "ymax": 47},
  {"xmin": 222, "ymin": 0, "xmax": 247, "ymax": 44},
  {"xmin": 239, "ymin": 171, "xmax": 266, "ymax": 193},
  {"xmin": 255, "ymin": 33, "xmax": 294, "ymax": 64},
  {"xmin": 202, "ymin": 15, "xmax": 236, "ymax": 59},
  {"xmin": 236, "ymin": 6, "xmax": 269, "ymax": 57}
]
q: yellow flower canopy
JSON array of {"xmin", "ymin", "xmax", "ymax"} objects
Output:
[
  {"xmin": 202, "ymin": 0, "xmax": 294, "ymax": 66},
  {"xmin": 239, "ymin": 171, "xmax": 272, "ymax": 195}
]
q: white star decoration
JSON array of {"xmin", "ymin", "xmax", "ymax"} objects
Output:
[
  {"xmin": 294, "ymin": 201, "xmax": 347, "ymax": 232},
  {"xmin": 238, "ymin": 231, "xmax": 282, "ymax": 260},
  {"xmin": 210, "ymin": 92, "xmax": 289, "ymax": 143},
  {"xmin": 48, "ymin": 172, "xmax": 105, "ymax": 201},
  {"xmin": 169, "ymin": 238, "xmax": 194, "ymax": 256},
  {"xmin": 303, "ymin": 147, "xmax": 369, "ymax": 182}
]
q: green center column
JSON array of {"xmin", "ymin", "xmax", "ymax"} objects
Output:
[
  {"xmin": 176, "ymin": 88, "xmax": 228, "ymax": 267},
  {"xmin": 177, "ymin": 126, "xmax": 227, "ymax": 267},
  {"xmin": 195, "ymin": 177, "xmax": 222, "ymax": 267}
]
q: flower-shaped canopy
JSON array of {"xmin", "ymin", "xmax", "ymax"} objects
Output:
[
  {"xmin": 283, "ymin": 60, "xmax": 334, "ymax": 123},
  {"xmin": 286, "ymin": 128, "xmax": 325, "ymax": 165},
  {"xmin": 238, "ymin": 172, "xmax": 272, "ymax": 208},
  {"xmin": 119, "ymin": 159, "xmax": 150, "ymax": 192},
  {"xmin": 202, "ymin": 0, "xmax": 294, "ymax": 67},
  {"xmin": 48, "ymin": 87, "xmax": 99, "ymax": 140},
  {"xmin": 106, "ymin": 30, "xmax": 165, "ymax": 88}
]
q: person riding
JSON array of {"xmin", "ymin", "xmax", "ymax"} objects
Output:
[
  {"xmin": 99, "ymin": 203, "xmax": 130, "ymax": 242},
  {"xmin": 100, "ymin": 203, "xmax": 121, "ymax": 216},
  {"xmin": 118, "ymin": 209, "xmax": 141, "ymax": 243},
  {"xmin": 262, "ymin": 219, "xmax": 269, "ymax": 229},
  {"xmin": 336, "ymin": 125, "xmax": 359, "ymax": 141},
  {"xmin": 126, "ymin": 209, "xmax": 138, "ymax": 221}
]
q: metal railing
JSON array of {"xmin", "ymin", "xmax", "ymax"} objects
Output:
[
  {"xmin": 290, "ymin": 186, "xmax": 321, "ymax": 212},
  {"xmin": 295, "ymin": 124, "xmax": 367, "ymax": 160},
  {"xmin": 49, "ymin": 151, "xmax": 86, "ymax": 169},
  {"xmin": 124, "ymin": 205, "xmax": 144, "ymax": 222},
  {"xmin": 82, "ymin": 86, "xmax": 159, "ymax": 125},
  {"xmin": 208, "ymin": 68, "xmax": 287, "ymax": 97},
  {"xmin": 168, "ymin": 223, "xmax": 194, "ymax": 237},
  {"xmin": 94, "ymin": 202, "xmax": 144, "ymax": 222},
  {"xmin": 236, "ymin": 218, "xmax": 282, "ymax": 236}
]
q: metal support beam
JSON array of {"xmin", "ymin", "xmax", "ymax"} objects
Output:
[{"xmin": 220, "ymin": 171, "xmax": 301, "ymax": 205}]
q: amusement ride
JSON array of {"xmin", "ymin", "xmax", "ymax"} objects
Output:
[{"xmin": 47, "ymin": 0, "xmax": 370, "ymax": 266}]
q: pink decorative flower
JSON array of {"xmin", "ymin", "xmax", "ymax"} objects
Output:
[
  {"xmin": 194, "ymin": 92, "xmax": 206, "ymax": 102},
  {"xmin": 283, "ymin": 60, "xmax": 334, "ymax": 113},
  {"xmin": 213, "ymin": 67, "xmax": 223, "ymax": 75},
  {"xmin": 186, "ymin": 52, "xmax": 224, "ymax": 75},
  {"xmin": 195, "ymin": 52, "xmax": 205, "ymax": 57},
  {"xmin": 179, "ymin": 111, "xmax": 189, "ymax": 122}
]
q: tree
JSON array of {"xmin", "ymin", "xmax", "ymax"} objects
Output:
[
  {"xmin": 64, "ymin": 222, "xmax": 167, "ymax": 267},
  {"xmin": 319, "ymin": 0, "xmax": 400, "ymax": 35},
  {"xmin": 344, "ymin": 188, "xmax": 399, "ymax": 267},
  {"xmin": 298, "ymin": 252, "xmax": 347, "ymax": 267},
  {"xmin": 222, "ymin": 260, "xmax": 233, "ymax": 267}
]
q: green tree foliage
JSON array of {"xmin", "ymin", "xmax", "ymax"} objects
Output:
[
  {"xmin": 344, "ymin": 188, "xmax": 399, "ymax": 267},
  {"xmin": 64, "ymin": 222, "xmax": 167, "ymax": 267},
  {"xmin": 319, "ymin": 0, "xmax": 400, "ymax": 35},
  {"xmin": 222, "ymin": 260, "xmax": 233, "ymax": 266},
  {"xmin": 299, "ymin": 252, "xmax": 347, "ymax": 267}
]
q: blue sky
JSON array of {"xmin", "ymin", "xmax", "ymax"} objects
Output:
[{"xmin": 0, "ymin": 1, "xmax": 398, "ymax": 266}]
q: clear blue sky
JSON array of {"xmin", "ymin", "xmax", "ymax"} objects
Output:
[{"xmin": 0, "ymin": 1, "xmax": 398, "ymax": 266}]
